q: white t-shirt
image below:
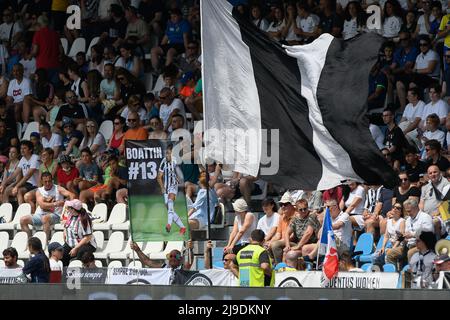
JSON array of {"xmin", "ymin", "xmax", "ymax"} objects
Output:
[
  {"xmin": 415, "ymin": 50, "xmax": 440, "ymax": 78},
  {"xmin": 120, "ymin": 106, "xmax": 147, "ymax": 125},
  {"xmin": 257, "ymin": 212, "xmax": 280, "ymax": 236},
  {"xmin": 403, "ymin": 100, "xmax": 425, "ymax": 122},
  {"xmin": 49, "ymin": 258, "xmax": 63, "ymax": 271},
  {"xmin": 19, "ymin": 57, "xmax": 36, "ymax": 79},
  {"xmin": 343, "ymin": 18, "xmax": 359, "ymax": 40},
  {"xmin": 300, "ymin": 15, "xmax": 318, "ymax": 36},
  {"xmin": 252, "ymin": 18, "xmax": 270, "ymax": 32},
  {"xmin": 7, "ymin": 78, "xmax": 32, "ymax": 103},
  {"xmin": 234, "ymin": 212, "xmax": 258, "ymax": 245},
  {"xmin": 18, "ymin": 154, "xmax": 40, "ymax": 187},
  {"xmin": 344, "ymin": 185, "xmax": 366, "ymax": 215},
  {"xmin": 285, "ymin": 16, "xmax": 302, "ymax": 41},
  {"xmin": 382, "ymin": 16, "xmax": 402, "ymax": 38},
  {"xmin": 0, "ymin": 22, "xmax": 23, "ymax": 42},
  {"xmin": 416, "ymin": 14, "xmax": 435, "ymax": 36},
  {"xmin": 266, "ymin": 20, "xmax": 286, "ymax": 41},
  {"xmin": 333, "ymin": 211, "xmax": 353, "ymax": 248},
  {"xmin": 423, "ymin": 130, "xmax": 445, "ymax": 146},
  {"xmin": 159, "ymin": 98, "xmax": 186, "ymax": 128},
  {"xmin": 422, "ymin": 100, "xmax": 449, "ymax": 121},
  {"xmin": 42, "ymin": 133, "xmax": 62, "ymax": 149}
]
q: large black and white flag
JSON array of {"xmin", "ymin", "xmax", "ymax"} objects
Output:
[{"xmin": 201, "ymin": 0, "xmax": 398, "ymax": 190}]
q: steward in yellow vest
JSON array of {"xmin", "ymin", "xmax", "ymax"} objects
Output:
[{"xmin": 236, "ymin": 229, "xmax": 274, "ymax": 287}]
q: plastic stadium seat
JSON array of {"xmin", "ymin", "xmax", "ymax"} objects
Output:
[
  {"xmin": 353, "ymin": 233, "xmax": 374, "ymax": 266},
  {"xmin": 95, "ymin": 260, "xmax": 103, "ymax": 267},
  {"xmin": 358, "ymin": 235, "xmax": 391, "ymax": 264},
  {"xmin": 22, "ymin": 121, "xmax": 39, "ymax": 141},
  {"xmin": 0, "ymin": 260, "xmax": 4, "ymax": 268},
  {"xmin": 111, "ymin": 220, "xmax": 130, "ymax": 234},
  {"xmin": 128, "ymin": 260, "xmax": 142, "ymax": 268},
  {"xmin": 0, "ymin": 203, "xmax": 31, "ymax": 232},
  {"xmin": 383, "ymin": 263, "xmax": 397, "ymax": 272},
  {"xmin": 397, "ymin": 264, "xmax": 411, "ymax": 288},
  {"xmin": 196, "ymin": 257, "xmax": 205, "ymax": 270},
  {"xmin": 91, "ymin": 203, "xmax": 108, "ymax": 223},
  {"xmin": 60, "ymin": 38, "xmax": 68, "ymax": 54},
  {"xmin": 361, "ymin": 263, "xmax": 373, "ymax": 272},
  {"xmin": 142, "ymin": 241, "xmax": 164, "ymax": 255},
  {"xmin": 401, "ymin": 264, "xmax": 410, "ymax": 272},
  {"xmin": 143, "ymin": 73, "xmax": 153, "ymax": 91},
  {"xmin": 33, "ymin": 231, "xmax": 48, "ymax": 251},
  {"xmin": 0, "ymin": 231, "xmax": 9, "ymax": 253},
  {"xmin": 16, "ymin": 123, "xmax": 22, "ymax": 140},
  {"xmin": 11, "ymin": 232, "xmax": 29, "ymax": 259},
  {"xmin": 149, "ymin": 241, "xmax": 184, "ymax": 260},
  {"xmin": 108, "ymin": 260, "xmax": 123, "ymax": 268},
  {"xmin": 93, "ymin": 231, "xmax": 104, "ymax": 251},
  {"xmin": 86, "ymin": 36, "xmax": 100, "ymax": 59},
  {"xmin": 93, "ymin": 203, "xmax": 126, "ymax": 232},
  {"xmin": 0, "ymin": 203, "xmax": 13, "ymax": 223},
  {"xmin": 151, "ymin": 74, "xmax": 164, "ymax": 95},
  {"xmin": 93, "ymin": 231, "xmax": 124, "ymax": 260},
  {"xmin": 68, "ymin": 260, "xmax": 82, "ymax": 267},
  {"xmin": 50, "ymin": 231, "xmax": 64, "ymax": 244},
  {"xmin": 99, "ymin": 120, "xmax": 113, "ymax": 143},
  {"xmin": 212, "ymin": 261, "xmax": 224, "ymax": 269},
  {"xmin": 68, "ymin": 37, "xmax": 86, "ymax": 58}
]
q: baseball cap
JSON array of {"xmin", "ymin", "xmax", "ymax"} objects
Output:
[
  {"xmin": 62, "ymin": 117, "xmax": 74, "ymax": 128},
  {"xmin": 433, "ymin": 254, "xmax": 450, "ymax": 265},
  {"xmin": 65, "ymin": 199, "xmax": 83, "ymax": 211},
  {"xmin": 58, "ymin": 154, "xmax": 72, "ymax": 165},
  {"xmin": 232, "ymin": 198, "xmax": 248, "ymax": 212},
  {"xmin": 48, "ymin": 242, "xmax": 63, "ymax": 254},
  {"xmin": 30, "ymin": 132, "xmax": 40, "ymax": 139},
  {"xmin": 278, "ymin": 191, "xmax": 293, "ymax": 204},
  {"xmin": 180, "ymin": 71, "xmax": 194, "ymax": 85}
]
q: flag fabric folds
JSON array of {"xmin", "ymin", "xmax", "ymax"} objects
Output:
[
  {"xmin": 201, "ymin": 0, "xmax": 398, "ymax": 191},
  {"xmin": 319, "ymin": 208, "xmax": 339, "ymax": 287}
]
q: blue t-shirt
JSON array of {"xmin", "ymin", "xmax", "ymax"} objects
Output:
[
  {"xmin": 393, "ymin": 47, "xmax": 418, "ymax": 68},
  {"xmin": 22, "ymin": 253, "xmax": 49, "ymax": 283},
  {"xmin": 62, "ymin": 130, "xmax": 84, "ymax": 150},
  {"xmin": 430, "ymin": 18, "xmax": 441, "ymax": 35},
  {"xmin": 166, "ymin": 19, "xmax": 191, "ymax": 44},
  {"xmin": 368, "ymin": 71, "xmax": 387, "ymax": 110}
]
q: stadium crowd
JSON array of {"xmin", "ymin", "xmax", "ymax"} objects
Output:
[{"xmin": 0, "ymin": 0, "xmax": 449, "ymax": 287}]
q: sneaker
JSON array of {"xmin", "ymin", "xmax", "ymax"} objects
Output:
[
  {"xmin": 179, "ymin": 227, "xmax": 186, "ymax": 235},
  {"xmin": 165, "ymin": 224, "xmax": 171, "ymax": 233}
]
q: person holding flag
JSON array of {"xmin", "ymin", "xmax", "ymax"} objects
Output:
[{"xmin": 157, "ymin": 144, "xmax": 186, "ymax": 235}]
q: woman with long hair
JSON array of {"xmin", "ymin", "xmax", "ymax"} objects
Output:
[
  {"xmin": 79, "ymin": 119, "xmax": 106, "ymax": 158},
  {"xmin": 0, "ymin": 146, "xmax": 20, "ymax": 202},
  {"xmin": 68, "ymin": 64, "xmax": 90, "ymax": 103},
  {"xmin": 147, "ymin": 116, "xmax": 168, "ymax": 140},
  {"xmin": 340, "ymin": 181, "xmax": 366, "ymax": 231},
  {"xmin": 108, "ymin": 115, "xmax": 127, "ymax": 151},
  {"xmin": 114, "ymin": 67, "xmax": 145, "ymax": 107},
  {"xmin": 86, "ymin": 70, "xmax": 102, "ymax": 99},
  {"xmin": 382, "ymin": 0, "xmax": 403, "ymax": 39},
  {"xmin": 117, "ymin": 44, "xmax": 144, "ymax": 80},
  {"xmin": 342, "ymin": 1, "xmax": 366, "ymax": 40},
  {"xmin": 89, "ymin": 44, "xmax": 105, "ymax": 75},
  {"xmin": 62, "ymin": 199, "xmax": 97, "ymax": 266},
  {"xmin": 22, "ymin": 237, "xmax": 50, "ymax": 282},
  {"xmin": 266, "ymin": 6, "xmax": 286, "ymax": 42},
  {"xmin": 381, "ymin": 201, "xmax": 405, "ymax": 256},
  {"xmin": 23, "ymin": 68, "xmax": 54, "ymax": 122},
  {"xmin": 392, "ymin": 171, "xmax": 421, "ymax": 205}
]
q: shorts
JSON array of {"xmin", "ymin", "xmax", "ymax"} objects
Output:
[
  {"xmin": 351, "ymin": 214, "xmax": 365, "ymax": 230},
  {"xmin": 32, "ymin": 211, "xmax": 60, "ymax": 226},
  {"xmin": 164, "ymin": 185, "xmax": 178, "ymax": 204},
  {"xmin": 23, "ymin": 183, "xmax": 37, "ymax": 193},
  {"xmin": 161, "ymin": 43, "xmax": 185, "ymax": 55}
]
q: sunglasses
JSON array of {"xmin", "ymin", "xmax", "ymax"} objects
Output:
[
  {"xmin": 298, "ymin": 208, "xmax": 308, "ymax": 212},
  {"xmin": 400, "ymin": 178, "xmax": 409, "ymax": 182},
  {"xmin": 394, "ymin": 206, "xmax": 403, "ymax": 210},
  {"xmin": 223, "ymin": 258, "xmax": 232, "ymax": 262},
  {"xmin": 159, "ymin": 95, "xmax": 169, "ymax": 100},
  {"xmin": 86, "ymin": 125, "xmax": 95, "ymax": 128}
]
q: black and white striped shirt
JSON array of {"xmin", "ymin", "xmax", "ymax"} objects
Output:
[{"xmin": 159, "ymin": 157, "xmax": 178, "ymax": 192}]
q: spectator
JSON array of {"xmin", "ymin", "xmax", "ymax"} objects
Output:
[
  {"xmin": 99, "ymin": 63, "xmax": 120, "ymax": 102},
  {"xmin": 367, "ymin": 62, "xmax": 387, "ymax": 113},
  {"xmin": 80, "ymin": 251, "xmax": 96, "ymax": 268},
  {"xmin": 0, "ymin": 146, "xmax": 19, "ymax": 193},
  {"xmin": 257, "ymin": 198, "xmax": 280, "ymax": 247},
  {"xmin": 62, "ymin": 199, "xmax": 97, "ymax": 266},
  {"xmin": 38, "ymin": 148, "xmax": 58, "ymax": 183},
  {"xmin": 93, "ymin": 155, "xmax": 127, "ymax": 203},
  {"xmin": 137, "ymin": 0, "xmax": 164, "ymax": 35},
  {"xmin": 75, "ymin": 52, "xmax": 89, "ymax": 77},
  {"xmin": 327, "ymin": 199, "xmax": 353, "ymax": 255},
  {"xmin": 399, "ymin": 87, "xmax": 425, "ymax": 145},
  {"xmin": 39, "ymin": 121, "xmax": 61, "ymax": 157},
  {"xmin": 48, "ymin": 242, "xmax": 64, "ymax": 272},
  {"xmin": 20, "ymin": 172, "xmax": 74, "ymax": 239},
  {"xmin": 420, "ymin": 83, "xmax": 449, "ymax": 128},
  {"xmin": 60, "ymin": 117, "xmax": 83, "ymax": 157},
  {"xmin": 114, "ymin": 67, "xmax": 145, "ymax": 108},
  {"xmin": 187, "ymin": 171, "xmax": 218, "ymax": 231},
  {"xmin": 338, "ymin": 251, "xmax": 364, "ymax": 272},
  {"xmin": 433, "ymin": 253, "xmax": 450, "ymax": 272},
  {"xmin": 414, "ymin": 0, "xmax": 433, "ymax": 39},
  {"xmin": 158, "ymin": 87, "xmax": 186, "ymax": 132},
  {"xmin": 178, "ymin": 71, "xmax": 196, "ymax": 100},
  {"xmin": 0, "ymin": 74, "xmax": 8, "ymax": 99},
  {"xmin": 118, "ymin": 111, "xmax": 148, "ymax": 154},
  {"xmin": 143, "ymin": 92, "xmax": 158, "ymax": 119},
  {"xmin": 295, "ymin": 2, "xmax": 319, "ymax": 44},
  {"xmin": 313, "ymin": 0, "xmax": 343, "ymax": 38},
  {"xmin": 236, "ymin": 229, "xmax": 274, "ymax": 287},
  {"xmin": 23, "ymin": 237, "xmax": 50, "ymax": 283},
  {"xmin": 392, "ymin": 172, "xmax": 421, "ymax": 205},
  {"xmin": 177, "ymin": 41, "xmax": 201, "ymax": 74},
  {"xmin": 275, "ymin": 250, "xmax": 301, "ymax": 272},
  {"xmin": 68, "ymin": 64, "xmax": 90, "ymax": 104},
  {"xmin": 225, "ymin": 198, "xmax": 257, "ymax": 254},
  {"xmin": 282, "ymin": 3, "xmax": 302, "ymax": 45},
  {"xmin": 418, "ymin": 114, "xmax": 445, "ymax": 158},
  {"xmin": 151, "ymin": 8, "xmax": 191, "ymax": 72},
  {"xmin": 423, "ymin": 140, "xmax": 450, "ymax": 171},
  {"xmin": 117, "ymin": 43, "xmax": 144, "ymax": 80},
  {"xmin": 102, "ymin": 5, "xmax": 127, "ymax": 47},
  {"xmin": 266, "ymin": 6, "xmax": 286, "ymax": 42},
  {"xmin": 107, "ymin": 115, "xmax": 126, "ymax": 151},
  {"xmin": 120, "ymin": 94, "xmax": 146, "ymax": 125},
  {"xmin": 17, "ymin": 40, "xmax": 36, "ymax": 80},
  {"xmin": 340, "ymin": 181, "xmax": 366, "ymax": 231},
  {"xmin": 400, "ymin": 10, "xmax": 417, "ymax": 35},
  {"xmin": 381, "ymin": 202, "xmax": 406, "ymax": 258},
  {"xmin": 342, "ymin": 1, "xmax": 365, "ymax": 40},
  {"xmin": 50, "ymin": 0, "xmax": 69, "ymax": 33},
  {"xmin": 0, "ymin": 8, "xmax": 23, "ymax": 51},
  {"xmin": 404, "ymin": 146, "xmax": 428, "ymax": 177},
  {"xmin": 429, "ymin": 2, "xmax": 443, "ymax": 39},
  {"xmin": 203, "ymin": 240, "xmax": 239, "ymax": 276},
  {"xmin": 30, "ymin": 15, "xmax": 61, "ymax": 84},
  {"xmin": 382, "ymin": 0, "xmax": 403, "ymax": 39},
  {"xmin": 122, "ymin": 6, "xmax": 151, "ymax": 55},
  {"xmin": 29, "ymin": 132, "xmax": 42, "ymax": 155},
  {"xmin": 0, "ymin": 119, "xmax": 15, "ymax": 155},
  {"xmin": 56, "ymin": 154, "xmax": 79, "ymax": 190},
  {"xmin": 147, "ymin": 116, "xmax": 168, "ymax": 139},
  {"xmin": 269, "ymin": 192, "xmax": 296, "ymax": 264},
  {"xmin": 55, "ymin": 91, "xmax": 88, "ymax": 132},
  {"xmin": 79, "ymin": 119, "xmax": 106, "ymax": 158},
  {"xmin": 322, "ymin": 185, "xmax": 344, "ymax": 204},
  {"xmin": 24, "ymin": 69, "xmax": 54, "ymax": 123},
  {"xmin": 103, "ymin": 44, "xmax": 122, "ymax": 67},
  {"xmin": 409, "ymin": 231, "xmax": 437, "ymax": 286},
  {"xmin": 6, "ymin": 63, "xmax": 32, "ymax": 129},
  {"xmin": 73, "ymin": 148, "xmax": 101, "ymax": 194},
  {"xmin": 89, "ymin": 44, "xmax": 105, "ymax": 75},
  {"xmin": 382, "ymin": 108, "xmax": 409, "ymax": 171},
  {"xmin": 2, "ymin": 247, "xmax": 20, "ymax": 269},
  {"xmin": 250, "ymin": 4, "xmax": 269, "ymax": 31}
]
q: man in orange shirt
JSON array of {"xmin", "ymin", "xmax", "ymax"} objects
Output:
[
  {"xmin": 119, "ymin": 111, "xmax": 148, "ymax": 154},
  {"xmin": 268, "ymin": 192, "xmax": 297, "ymax": 264}
]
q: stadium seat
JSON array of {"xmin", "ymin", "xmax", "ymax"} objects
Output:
[
  {"xmin": 0, "ymin": 203, "xmax": 31, "ymax": 232},
  {"xmin": 0, "ymin": 203, "xmax": 13, "ymax": 223},
  {"xmin": 33, "ymin": 231, "xmax": 48, "ymax": 250},
  {"xmin": 68, "ymin": 37, "xmax": 86, "ymax": 58},
  {"xmin": 22, "ymin": 121, "xmax": 39, "ymax": 140},
  {"xmin": 111, "ymin": 220, "xmax": 130, "ymax": 235},
  {"xmin": 86, "ymin": 36, "xmax": 100, "ymax": 59},
  {"xmin": 50, "ymin": 231, "xmax": 64, "ymax": 245},
  {"xmin": 151, "ymin": 74, "xmax": 164, "ymax": 95},
  {"xmin": 95, "ymin": 260, "xmax": 103, "ymax": 267},
  {"xmin": 149, "ymin": 241, "xmax": 184, "ymax": 260},
  {"xmin": 68, "ymin": 260, "xmax": 82, "ymax": 267},
  {"xmin": 212, "ymin": 246, "xmax": 224, "ymax": 264},
  {"xmin": 212, "ymin": 260, "xmax": 224, "ymax": 269},
  {"xmin": 401, "ymin": 264, "xmax": 410, "ymax": 272},
  {"xmin": 60, "ymin": 38, "xmax": 68, "ymax": 55},
  {"xmin": 358, "ymin": 235, "xmax": 391, "ymax": 264},
  {"xmin": 108, "ymin": 260, "xmax": 123, "ymax": 268},
  {"xmin": 91, "ymin": 203, "xmax": 108, "ymax": 223},
  {"xmin": 397, "ymin": 264, "xmax": 411, "ymax": 288},
  {"xmin": 383, "ymin": 263, "xmax": 397, "ymax": 272},
  {"xmin": 142, "ymin": 241, "xmax": 164, "ymax": 255},
  {"xmin": 361, "ymin": 263, "xmax": 373, "ymax": 272},
  {"xmin": 11, "ymin": 232, "xmax": 29, "ymax": 259},
  {"xmin": 16, "ymin": 122, "xmax": 22, "ymax": 139},
  {"xmin": 0, "ymin": 260, "xmax": 4, "ymax": 268},
  {"xmin": 93, "ymin": 231, "xmax": 104, "ymax": 251},
  {"xmin": 353, "ymin": 233, "xmax": 374, "ymax": 266},
  {"xmin": 128, "ymin": 260, "xmax": 142, "ymax": 268},
  {"xmin": 93, "ymin": 203, "xmax": 126, "ymax": 233},
  {"xmin": 93, "ymin": 231, "xmax": 124, "ymax": 260},
  {"xmin": 143, "ymin": 73, "xmax": 153, "ymax": 92},
  {"xmin": 196, "ymin": 257, "xmax": 205, "ymax": 270},
  {"xmin": 109, "ymin": 239, "xmax": 144, "ymax": 261},
  {"xmin": 17, "ymin": 260, "xmax": 24, "ymax": 267},
  {"xmin": 0, "ymin": 231, "xmax": 9, "ymax": 253},
  {"xmin": 99, "ymin": 120, "xmax": 113, "ymax": 143}
]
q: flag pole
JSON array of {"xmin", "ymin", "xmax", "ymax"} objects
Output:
[{"xmin": 205, "ymin": 166, "xmax": 212, "ymax": 269}]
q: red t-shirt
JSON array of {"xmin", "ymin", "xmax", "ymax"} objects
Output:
[
  {"xmin": 32, "ymin": 27, "xmax": 61, "ymax": 69},
  {"xmin": 57, "ymin": 167, "xmax": 79, "ymax": 187},
  {"xmin": 322, "ymin": 186, "xmax": 344, "ymax": 204}
]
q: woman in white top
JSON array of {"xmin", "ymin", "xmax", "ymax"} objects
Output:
[
  {"xmin": 419, "ymin": 113, "xmax": 445, "ymax": 158},
  {"xmin": 257, "ymin": 198, "xmax": 280, "ymax": 244},
  {"xmin": 251, "ymin": 4, "xmax": 269, "ymax": 31},
  {"xmin": 381, "ymin": 0, "xmax": 403, "ymax": 38},
  {"xmin": 342, "ymin": 1, "xmax": 365, "ymax": 40},
  {"xmin": 340, "ymin": 181, "xmax": 366, "ymax": 230},
  {"xmin": 282, "ymin": 3, "xmax": 302, "ymax": 45},
  {"xmin": 399, "ymin": 87, "xmax": 425, "ymax": 135},
  {"xmin": 79, "ymin": 119, "xmax": 106, "ymax": 158},
  {"xmin": 266, "ymin": 6, "xmax": 286, "ymax": 42},
  {"xmin": 224, "ymin": 199, "xmax": 257, "ymax": 254},
  {"xmin": 381, "ymin": 202, "xmax": 405, "ymax": 255},
  {"xmin": 88, "ymin": 44, "xmax": 105, "ymax": 76}
]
